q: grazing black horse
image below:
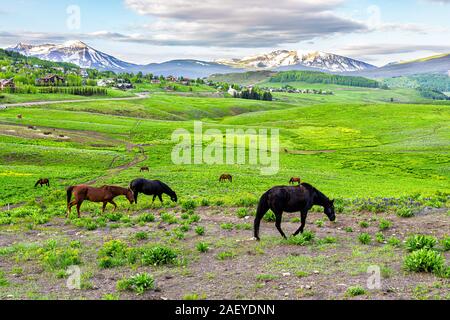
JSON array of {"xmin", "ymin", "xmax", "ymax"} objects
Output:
[
  {"xmin": 130, "ymin": 178, "xmax": 178, "ymax": 204},
  {"xmin": 254, "ymin": 183, "xmax": 336, "ymax": 240}
]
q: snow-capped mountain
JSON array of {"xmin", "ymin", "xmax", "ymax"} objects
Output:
[
  {"xmin": 216, "ymin": 50, "xmax": 376, "ymax": 73},
  {"xmin": 7, "ymin": 41, "xmax": 136, "ymax": 71}
]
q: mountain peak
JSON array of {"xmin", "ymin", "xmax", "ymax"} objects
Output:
[
  {"xmin": 62, "ymin": 40, "xmax": 88, "ymax": 49},
  {"xmin": 216, "ymin": 49, "xmax": 376, "ymax": 73}
]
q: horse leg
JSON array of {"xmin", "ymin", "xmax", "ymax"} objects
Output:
[
  {"xmin": 109, "ymin": 200, "xmax": 118, "ymax": 212},
  {"xmin": 275, "ymin": 211, "xmax": 287, "ymax": 239},
  {"xmin": 293, "ymin": 210, "xmax": 308, "ymax": 236},
  {"xmin": 102, "ymin": 202, "xmax": 108, "ymax": 213},
  {"xmin": 158, "ymin": 194, "xmax": 163, "ymax": 203},
  {"xmin": 152, "ymin": 195, "xmax": 156, "ymax": 203},
  {"xmin": 67, "ymin": 200, "xmax": 77, "ymax": 217},
  {"xmin": 76, "ymin": 201, "xmax": 83, "ymax": 218}
]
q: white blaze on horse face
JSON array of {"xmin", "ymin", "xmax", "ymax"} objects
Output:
[{"xmin": 171, "ymin": 128, "xmax": 192, "ymax": 165}]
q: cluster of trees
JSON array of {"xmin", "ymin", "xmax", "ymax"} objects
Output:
[
  {"xmin": 417, "ymin": 88, "xmax": 449, "ymax": 100},
  {"xmin": 270, "ymin": 71, "xmax": 384, "ymax": 88},
  {"xmin": 38, "ymin": 86, "xmax": 107, "ymax": 96},
  {"xmin": 233, "ymin": 88, "xmax": 272, "ymax": 101},
  {"xmin": 382, "ymin": 74, "xmax": 450, "ymax": 92}
]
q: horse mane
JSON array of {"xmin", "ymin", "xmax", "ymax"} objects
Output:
[
  {"xmin": 301, "ymin": 183, "xmax": 330, "ymax": 203},
  {"xmin": 158, "ymin": 181, "xmax": 176, "ymax": 196}
]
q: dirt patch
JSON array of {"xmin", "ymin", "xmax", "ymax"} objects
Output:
[{"xmin": 0, "ymin": 206, "xmax": 448, "ymax": 300}]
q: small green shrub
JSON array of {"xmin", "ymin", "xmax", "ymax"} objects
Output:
[
  {"xmin": 138, "ymin": 213, "xmax": 155, "ymax": 223},
  {"xmin": 359, "ymin": 221, "xmax": 369, "ymax": 228},
  {"xmin": 441, "ymin": 236, "xmax": 450, "ymax": 252},
  {"xmin": 181, "ymin": 200, "xmax": 197, "ymax": 212},
  {"xmin": 0, "ymin": 272, "xmax": 9, "ymax": 287},
  {"xmin": 188, "ymin": 214, "xmax": 201, "ymax": 224},
  {"xmin": 195, "ymin": 226, "xmax": 205, "ymax": 236},
  {"xmin": 396, "ymin": 207, "xmax": 415, "ymax": 218},
  {"xmin": 135, "ymin": 231, "xmax": 149, "ymax": 241},
  {"xmin": 405, "ymin": 235, "xmax": 437, "ymax": 252},
  {"xmin": 117, "ymin": 273, "xmax": 155, "ymax": 295},
  {"xmin": 358, "ymin": 233, "xmax": 372, "ymax": 245},
  {"xmin": 263, "ymin": 211, "xmax": 276, "ymax": 222},
  {"xmin": 200, "ymin": 199, "xmax": 210, "ymax": 207},
  {"xmin": 344, "ymin": 227, "xmax": 353, "ymax": 233},
  {"xmin": 346, "ymin": 286, "xmax": 366, "ymax": 297},
  {"xmin": 387, "ymin": 236, "xmax": 401, "ymax": 247},
  {"xmin": 317, "ymin": 236, "xmax": 337, "ymax": 245},
  {"xmin": 221, "ymin": 223, "xmax": 234, "ymax": 231},
  {"xmin": 256, "ymin": 274, "xmax": 278, "ymax": 282},
  {"xmin": 286, "ymin": 231, "xmax": 315, "ymax": 246},
  {"xmin": 378, "ymin": 218, "xmax": 392, "ymax": 230},
  {"xmin": 106, "ymin": 212, "xmax": 123, "ymax": 222},
  {"xmin": 141, "ymin": 246, "xmax": 177, "ymax": 266},
  {"xmin": 404, "ymin": 249, "xmax": 445, "ymax": 274},
  {"xmin": 217, "ymin": 251, "xmax": 235, "ymax": 260},
  {"xmin": 98, "ymin": 240, "xmax": 128, "ymax": 269},
  {"xmin": 41, "ymin": 247, "xmax": 81, "ymax": 271},
  {"xmin": 315, "ymin": 220, "xmax": 324, "ymax": 227},
  {"xmin": 375, "ymin": 232, "xmax": 385, "ymax": 243},
  {"xmin": 196, "ymin": 242, "xmax": 209, "ymax": 253},
  {"xmin": 236, "ymin": 208, "xmax": 249, "ymax": 219},
  {"xmin": 161, "ymin": 212, "xmax": 178, "ymax": 224}
]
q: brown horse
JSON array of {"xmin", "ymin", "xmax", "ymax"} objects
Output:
[
  {"xmin": 66, "ymin": 185, "xmax": 134, "ymax": 218},
  {"xmin": 35, "ymin": 178, "xmax": 50, "ymax": 187},
  {"xmin": 140, "ymin": 166, "xmax": 150, "ymax": 172},
  {"xmin": 289, "ymin": 177, "xmax": 301, "ymax": 185},
  {"xmin": 219, "ymin": 174, "xmax": 233, "ymax": 183}
]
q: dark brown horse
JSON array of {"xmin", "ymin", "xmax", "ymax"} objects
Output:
[
  {"xmin": 66, "ymin": 185, "xmax": 134, "ymax": 218},
  {"xmin": 289, "ymin": 177, "xmax": 301, "ymax": 185},
  {"xmin": 140, "ymin": 166, "xmax": 150, "ymax": 172},
  {"xmin": 254, "ymin": 183, "xmax": 336, "ymax": 240},
  {"xmin": 219, "ymin": 174, "xmax": 233, "ymax": 183},
  {"xmin": 35, "ymin": 178, "xmax": 50, "ymax": 187}
]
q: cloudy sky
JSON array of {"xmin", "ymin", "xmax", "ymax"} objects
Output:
[{"xmin": 0, "ymin": 0, "xmax": 449, "ymax": 66}]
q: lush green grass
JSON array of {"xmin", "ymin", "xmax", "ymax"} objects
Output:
[
  {"xmin": 0, "ymin": 89, "xmax": 134, "ymax": 104},
  {"xmin": 0, "ymin": 85, "xmax": 449, "ymax": 207}
]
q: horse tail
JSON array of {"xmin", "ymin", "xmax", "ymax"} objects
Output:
[
  {"xmin": 254, "ymin": 191, "xmax": 270, "ymax": 241},
  {"xmin": 66, "ymin": 186, "xmax": 75, "ymax": 205}
]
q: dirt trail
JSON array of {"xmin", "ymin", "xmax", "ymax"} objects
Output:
[{"xmin": 3, "ymin": 93, "xmax": 150, "ymax": 108}]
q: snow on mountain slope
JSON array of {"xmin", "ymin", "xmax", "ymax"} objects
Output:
[
  {"xmin": 216, "ymin": 50, "xmax": 376, "ymax": 72},
  {"xmin": 7, "ymin": 41, "xmax": 135, "ymax": 71}
]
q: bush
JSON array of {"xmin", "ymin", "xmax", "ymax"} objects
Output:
[
  {"xmin": 0, "ymin": 272, "xmax": 9, "ymax": 287},
  {"xmin": 221, "ymin": 223, "xmax": 234, "ymax": 231},
  {"xmin": 378, "ymin": 218, "xmax": 392, "ymax": 230},
  {"xmin": 138, "ymin": 213, "xmax": 155, "ymax": 223},
  {"xmin": 315, "ymin": 220, "xmax": 324, "ymax": 228},
  {"xmin": 440, "ymin": 236, "xmax": 450, "ymax": 252},
  {"xmin": 236, "ymin": 208, "xmax": 249, "ymax": 219},
  {"xmin": 141, "ymin": 246, "xmax": 177, "ymax": 266},
  {"xmin": 195, "ymin": 226, "xmax": 205, "ymax": 236},
  {"xmin": 344, "ymin": 227, "xmax": 353, "ymax": 233},
  {"xmin": 196, "ymin": 242, "xmax": 209, "ymax": 253},
  {"xmin": 263, "ymin": 211, "xmax": 276, "ymax": 222},
  {"xmin": 317, "ymin": 236, "xmax": 337, "ymax": 245},
  {"xmin": 387, "ymin": 237, "xmax": 401, "ymax": 247},
  {"xmin": 346, "ymin": 286, "xmax": 366, "ymax": 297},
  {"xmin": 117, "ymin": 273, "xmax": 155, "ymax": 295},
  {"xmin": 375, "ymin": 232, "xmax": 385, "ymax": 243},
  {"xmin": 161, "ymin": 212, "xmax": 178, "ymax": 224},
  {"xmin": 181, "ymin": 200, "xmax": 197, "ymax": 212},
  {"xmin": 188, "ymin": 214, "xmax": 201, "ymax": 224},
  {"xmin": 135, "ymin": 231, "xmax": 149, "ymax": 241},
  {"xmin": 217, "ymin": 251, "xmax": 235, "ymax": 260},
  {"xmin": 286, "ymin": 231, "xmax": 315, "ymax": 246},
  {"xmin": 359, "ymin": 221, "xmax": 369, "ymax": 228},
  {"xmin": 358, "ymin": 233, "xmax": 372, "ymax": 245},
  {"xmin": 404, "ymin": 249, "xmax": 445, "ymax": 274},
  {"xmin": 98, "ymin": 240, "xmax": 128, "ymax": 269},
  {"xmin": 41, "ymin": 247, "xmax": 80, "ymax": 271},
  {"xmin": 396, "ymin": 207, "xmax": 415, "ymax": 218},
  {"xmin": 405, "ymin": 235, "xmax": 437, "ymax": 252}
]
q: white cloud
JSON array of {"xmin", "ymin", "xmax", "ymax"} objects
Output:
[{"xmin": 123, "ymin": 0, "xmax": 368, "ymax": 47}]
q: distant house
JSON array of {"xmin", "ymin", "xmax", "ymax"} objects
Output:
[
  {"xmin": 0, "ymin": 78, "xmax": 15, "ymax": 90},
  {"xmin": 166, "ymin": 76, "xmax": 177, "ymax": 82},
  {"xmin": 97, "ymin": 79, "xmax": 115, "ymax": 87},
  {"xmin": 228, "ymin": 87, "xmax": 239, "ymax": 96},
  {"xmin": 116, "ymin": 83, "xmax": 133, "ymax": 90},
  {"xmin": 36, "ymin": 74, "xmax": 65, "ymax": 86}
]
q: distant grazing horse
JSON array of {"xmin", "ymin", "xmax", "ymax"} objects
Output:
[
  {"xmin": 289, "ymin": 177, "xmax": 301, "ymax": 185},
  {"xmin": 17, "ymin": 114, "xmax": 23, "ymax": 119},
  {"xmin": 254, "ymin": 183, "xmax": 336, "ymax": 240},
  {"xmin": 66, "ymin": 185, "xmax": 134, "ymax": 218},
  {"xmin": 140, "ymin": 167, "xmax": 150, "ymax": 172},
  {"xmin": 130, "ymin": 178, "xmax": 178, "ymax": 204},
  {"xmin": 35, "ymin": 178, "xmax": 50, "ymax": 188},
  {"xmin": 219, "ymin": 174, "xmax": 233, "ymax": 183}
]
